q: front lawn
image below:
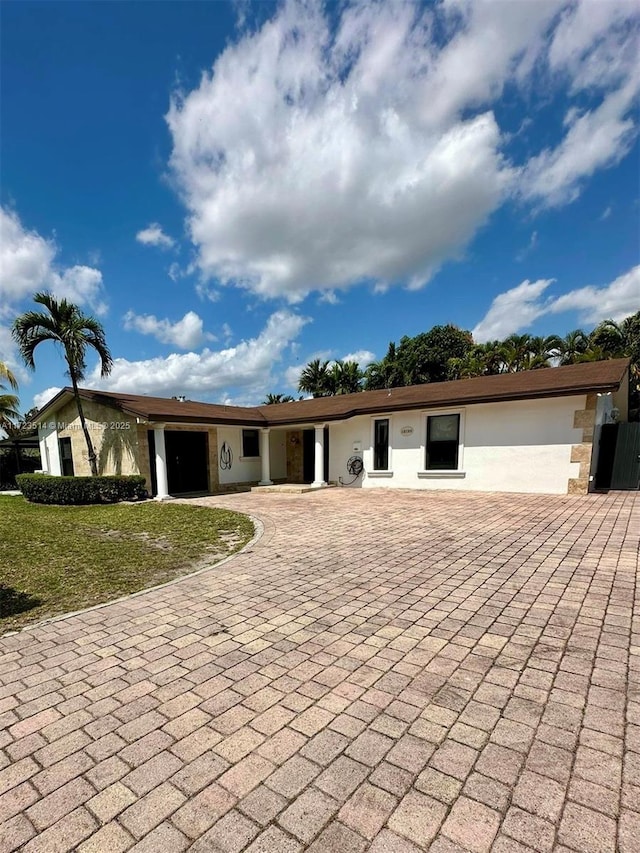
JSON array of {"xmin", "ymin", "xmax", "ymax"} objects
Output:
[{"xmin": 0, "ymin": 496, "xmax": 254, "ymax": 632}]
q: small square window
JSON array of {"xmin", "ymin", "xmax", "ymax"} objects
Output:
[
  {"xmin": 242, "ymin": 429, "xmax": 260, "ymax": 457},
  {"xmin": 426, "ymin": 414, "xmax": 460, "ymax": 470}
]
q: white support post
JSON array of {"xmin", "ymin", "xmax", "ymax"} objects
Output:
[
  {"xmin": 153, "ymin": 424, "xmax": 172, "ymax": 500},
  {"xmin": 312, "ymin": 424, "xmax": 326, "ymax": 487},
  {"xmin": 259, "ymin": 428, "xmax": 273, "ymax": 485}
]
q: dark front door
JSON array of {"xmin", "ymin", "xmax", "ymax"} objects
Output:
[
  {"xmin": 148, "ymin": 429, "xmax": 209, "ymax": 495},
  {"xmin": 59, "ymin": 437, "xmax": 74, "ymax": 476},
  {"xmin": 162, "ymin": 431, "xmax": 209, "ymax": 494},
  {"xmin": 302, "ymin": 428, "xmax": 329, "ymax": 484}
]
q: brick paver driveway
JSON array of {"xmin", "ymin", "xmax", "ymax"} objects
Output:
[{"xmin": 1, "ymin": 490, "xmax": 638, "ymax": 853}]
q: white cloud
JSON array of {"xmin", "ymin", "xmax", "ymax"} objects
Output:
[
  {"xmin": 0, "ymin": 323, "xmax": 27, "ymax": 385},
  {"xmin": 516, "ymin": 231, "xmax": 538, "ymax": 262},
  {"xmin": 89, "ymin": 310, "xmax": 309, "ymax": 398},
  {"xmin": 473, "ymin": 279, "xmax": 556, "ymax": 342},
  {"xmin": 135, "ymin": 223, "xmax": 175, "ymax": 249},
  {"xmin": 0, "ymin": 324, "xmax": 13, "ymax": 360},
  {"xmin": 600, "ymin": 206, "xmax": 612, "ymax": 221},
  {"xmin": 0, "ymin": 207, "xmax": 55, "ymax": 305},
  {"xmin": 165, "ymin": 0, "xmax": 639, "ymax": 301},
  {"xmin": 195, "ymin": 281, "xmax": 221, "ymax": 302},
  {"xmin": 0, "ymin": 206, "xmax": 106, "ymax": 314},
  {"xmin": 548, "ymin": 0, "xmax": 639, "ymax": 93},
  {"xmin": 549, "ymin": 265, "xmax": 640, "ymax": 324},
  {"xmin": 168, "ymin": 261, "xmax": 195, "ymax": 282},
  {"xmin": 318, "ymin": 291, "xmax": 340, "ymax": 306},
  {"xmin": 519, "ymin": 80, "xmax": 639, "ymax": 208},
  {"xmin": 341, "ymin": 349, "xmax": 376, "ymax": 367},
  {"xmin": 33, "ymin": 386, "xmax": 62, "ymax": 412},
  {"xmin": 284, "ymin": 364, "xmax": 303, "ymax": 390},
  {"xmin": 50, "ymin": 266, "xmax": 107, "ymax": 315},
  {"xmin": 473, "ymin": 264, "xmax": 639, "ymax": 341},
  {"xmin": 123, "ymin": 309, "xmax": 211, "ymax": 350}
]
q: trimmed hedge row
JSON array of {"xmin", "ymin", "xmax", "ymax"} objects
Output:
[{"xmin": 16, "ymin": 474, "xmax": 147, "ymax": 505}]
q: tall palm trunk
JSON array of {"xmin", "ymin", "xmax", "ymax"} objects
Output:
[{"xmin": 70, "ymin": 374, "xmax": 98, "ymax": 476}]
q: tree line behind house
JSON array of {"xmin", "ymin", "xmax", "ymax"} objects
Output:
[{"xmin": 264, "ymin": 313, "xmax": 640, "ymax": 419}]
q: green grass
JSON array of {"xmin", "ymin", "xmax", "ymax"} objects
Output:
[{"xmin": 0, "ymin": 495, "xmax": 254, "ymax": 632}]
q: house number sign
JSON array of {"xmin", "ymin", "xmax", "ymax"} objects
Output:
[{"xmin": 400, "ymin": 426, "xmax": 414, "ymax": 436}]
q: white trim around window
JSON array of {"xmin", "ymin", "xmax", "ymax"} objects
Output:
[
  {"xmin": 370, "ymin": 415, "xmax": 392, "ymax": 474},
  {"xmin": 418, "ymin": 408, "xmax": 466, "ymax": 477}
]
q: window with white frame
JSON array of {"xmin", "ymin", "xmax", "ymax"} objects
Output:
[
  {"xmin": 373, "ymin": 418, "xmax": 390, "ymax": 470},
  {"xmin": 425, "ymin": 413, "xmax": 460, "ymax": 470}
]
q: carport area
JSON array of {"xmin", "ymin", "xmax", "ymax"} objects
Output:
[{"xmin": 0, "ymin": 489, "xmax": 638, "ymax": 852}]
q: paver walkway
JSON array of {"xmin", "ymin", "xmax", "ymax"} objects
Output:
[{"xmin": 0, "ymin": 489, "xmax": 638, "ymax": 853}]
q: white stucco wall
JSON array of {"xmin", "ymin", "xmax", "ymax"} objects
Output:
[
  {"xmin": 217, "ymin": 427, "xmax": 287, "ymax": 484},
  {"xmin": 327, "ymin": 395, "xmax": 586, "ymax": 494},
  {"xmin": 217, "ymin": 426, "xmax": 261, "ymax": 484},
  {"xmin": 38, "ymin": 423, "xmax": 62, "ymax": 476}
]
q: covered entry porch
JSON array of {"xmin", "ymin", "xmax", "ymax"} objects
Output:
[
  {"xmin": 149, "ymin": 420, "xmax": 331, "ymax": 500},
  {"xmin": 257, "ymin": 423, "xmax": 330, "ymax": 488}
]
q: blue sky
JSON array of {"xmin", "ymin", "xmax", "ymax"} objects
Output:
[{"xmin": 1, "ymin": 0, "xmax": 638, "ymax": 411}]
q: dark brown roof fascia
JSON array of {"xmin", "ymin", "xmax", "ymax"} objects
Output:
[
  {"xmin": 260, "ymin": 382, "xmax": 621, "ymax": 426},
  {"xmin": 144, "ymin": 413, "xmax": 265, "ymax": 427},
  {"xmin": 257, "ymin": 359, "xmax": 630, "ymax": 425},
  {"xmin": 33, "ymin": 358, "xmax": 629, "ymax": 429}
]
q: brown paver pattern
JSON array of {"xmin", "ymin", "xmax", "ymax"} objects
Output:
[{"xmin": 0, "ymin": 488, "xmax": 638, "ymax": 852}]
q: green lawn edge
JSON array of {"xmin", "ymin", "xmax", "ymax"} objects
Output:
[{"xmin": 0, "ymin": 496, "xmax": 254, "ymax": 633}]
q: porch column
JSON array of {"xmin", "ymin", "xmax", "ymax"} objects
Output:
[
  {"xmin": 153, "ymin": 424, "xmax": 172, "ymax": 500},
  {"xmin": 312, "ymin": 423, "xmax": 326, "ymax": 487},
  {"xmin": 259, "ymin": 428, "xmax": 273, "ymax": 486}
]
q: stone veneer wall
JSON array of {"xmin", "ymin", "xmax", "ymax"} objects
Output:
[
  {"xmin": 56, "ymin": 399, "xmax": 142, "ymax": 478},
  {"xmin": 286, "ymin": 430, "xmax": 304, "ymax": 483},
  {"xmin": 568, "ymin": 393, "xmax": 596, "ymax": 494},
  {"xmin": 55, "ymin": 398, "xmax": 219, "ymax": 493}
]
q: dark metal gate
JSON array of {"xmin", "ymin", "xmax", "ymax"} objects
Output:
[{"xmin": 596, "ymin": 423, "xmax": 640, "ymax": 490}]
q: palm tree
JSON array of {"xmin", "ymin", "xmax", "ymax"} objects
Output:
[
  {"xmin": 0, "ymin": 361, "xmax": 18, "ymax": 391},
  {"xmin": 0, "ymin": 361, "xmax": 20, "ymax": 427},
  {"xmin": 335, "ymin": 360, "xmax": 363, "ymax": 394},
  {"xmin": 364, "ymin": 343, "xmax": 409, "ymax": 390},
  {"xmin": 12, "ymin": 292, "xmax": 112, "ymax": 476},
  {"xmin": 479, "ymin": 341, "xmax": 506, "ymax": 375},
  {"xmin": 298, "ymin": 359, "xmax": 331, "ymax": 397},
  {"xmin": 363, "ymin": 360, "xmax": 385, "ymax": 390},
  {"xmin": 589, "ymin": 319, "xmax": 627, "ymax": 358},
  {"xmin": 262, "ymin": 393, "xmax": 295, "ymax": 404},
  {"xmin": 447, "ymin": 348, "xmax": 488, "ymax": 379},
  {"xmin": 325, "ymin": 360, "xmax": 363, "ymax": 395},
  {"xmin": 523, "ymin": 335, "xmax": 559, "ymax": 370},
  {"xmin": 558, "ymin": 329, "xmax": 590, "ymax": 365},
  {"xmin": 499, "ymin": 334, "xmax": 533, "ymax": 372}
]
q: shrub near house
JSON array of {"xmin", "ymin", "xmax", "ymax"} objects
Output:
[{"xmin": 16, "ymin": 473, "xmax": 147, "ymax": 504}]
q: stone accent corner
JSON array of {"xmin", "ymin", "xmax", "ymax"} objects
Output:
[{"xmin": 568, "ymin": 393, "xmax": 596, "ymax": 494}]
